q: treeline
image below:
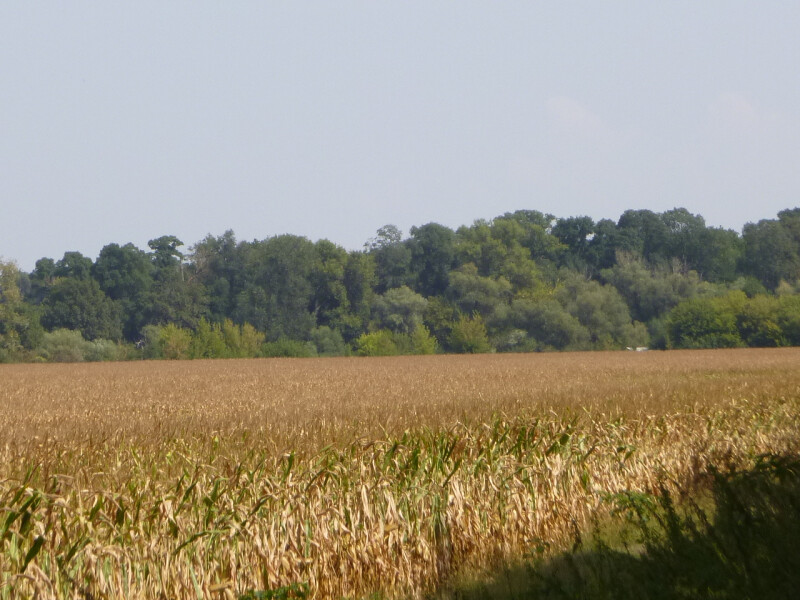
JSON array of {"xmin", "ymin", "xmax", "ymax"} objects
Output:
[{"xmin": 2, "ymin": 207, "xmax": 800, "ymax": 362}]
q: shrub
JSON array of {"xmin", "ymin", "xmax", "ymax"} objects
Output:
[
  {"xmin": 190, "ymin": 318, "xmax": 228, "ymax": 358},
  {"xmin": 37, "ymin": 328, "xmax": 91, "ymax": 362},
  {"xmin": 84, "ymin": 338, "xmax": 124, "ymax": 362},
  {"xmin": 310, "ymin": 326, "xmax": 347, "ymax": 356},
  {"xmin": 410, "ymin": 325, "xmax": 438, "ymax": 355},
  {"xmin": 262, "ymin": 338, "xmax": 317, "ymax": 358},
  {"xmin": 667, "ymin": 293, "xmax": 745, "ymax": 349},
  {"xmin": 355, "ymin": 330, "xmax": 398, "ymax": 356},
  {"xmin": 159, "ymin": 323, "xmax": 193, "ymax": 360},
  {"xmin": 448, "ymin": 313, "xmax": 492, "ymax": 353}
]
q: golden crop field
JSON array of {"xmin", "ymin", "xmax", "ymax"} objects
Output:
[{"xmin": 2, "ymin": 349, "xmax": 800, "ymax": 599}]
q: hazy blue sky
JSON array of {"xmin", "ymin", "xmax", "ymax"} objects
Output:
[{"xmin": 2, "ymin": 2, "xmax": 799, "ymax": 271}]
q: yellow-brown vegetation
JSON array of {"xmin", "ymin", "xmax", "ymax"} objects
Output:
[{"xmin": 1, "ymin": 349, "xmax": 800, "ymax": 598}]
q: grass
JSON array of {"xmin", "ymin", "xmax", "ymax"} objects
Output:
[{"xmin": 0, "ymin": 349, "xmax": 799, "ymax": 598}]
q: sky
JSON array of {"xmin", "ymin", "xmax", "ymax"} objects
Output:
[{"xmin": 1, "ymin": 2, "xmax": 799, "ymax": 272}]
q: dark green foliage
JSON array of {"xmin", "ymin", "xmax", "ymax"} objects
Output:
[
  {"xmin": 742, "ymin": 219, "xmax": 800, "ymax": 289},
  {"xmin": 54, "ymin": 251, "xmax": 94, "ymax": 280},
  {"xmin": 555, "ymin": 274, "xmax": 646, "ymax": 349},
  {"xmin": 409, "ymin": 223, "xmax": 457, "ymax": 297},
  {"xmin": 41, "ymin": 277, "xmax": 123, "ymax": 341},
  {"xmin": 369, "ymin": 225, "xmax": 414, "ymax": 293},
  {"xmin": 93, "ymin": 242, "xmax": 154, "ymax": 339},
  {"xmin": 552, "ymin": 215, "xmax": 596, "ymax": 272},
  {"xmin": 501, "ymin": 298, "xmax": 590, "ymax": 351},
  {"xmin": 10, "ymin": 206, "xmax": 800, "ymax": 360},
  {"xmin": 191, "ymin": 230, "xmax": 245, "ymax": 320},
  {"xmin": 234, "ymin": 235, "xmax": 317, "ymax": 341},
  {"xmin": 616, "ymin": 209, "xmax": 671, "ymax": 265},
  {"xmin": 667, "ymin": 292, "xmax": 745, "ymax": 349},
  {"xmin": 601, "ymin": 255, "xmax": 699, "ymax": 323},
  {"xmin": 148, "ymin": 235, "xmax": 185, "ymax": 268}
]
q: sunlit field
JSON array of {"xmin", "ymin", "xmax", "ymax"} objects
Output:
[{"xmin": 2, "ymin": 349, "xmax": 800, "ymax": 599}]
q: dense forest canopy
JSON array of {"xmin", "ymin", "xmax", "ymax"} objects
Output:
[{"xmin": 2, "ymin": 207, "xmax": 800, "ymax": 362}]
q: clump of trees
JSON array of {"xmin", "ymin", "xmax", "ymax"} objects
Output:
[{"xmin": 2, "ymin": 207, "xmax": 800, "ymax": 362}]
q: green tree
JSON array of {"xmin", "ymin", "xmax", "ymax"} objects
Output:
[
  {"xmin": 694, "ymin": 227, "xmax": 743, "ymax": 283},
  {"xmin": 41, "ymin": 277, "xmax": 123, "ymax": 341},
  {"xmin": 368, "ymin": 225, "xmax": 414, "ymax": 293},
  {"xmin": 423, "ymin": 296, "xmax": 459, "ymax": 349},
  {"xmin": 667, "ymin": 292, "xmax": 746, "ymax": 349},
  {"xmin": 310, "ymin": 239, "xmax": 351, "ymax": 330},
  {"xmin": 585, "ymin": 218, "xmax": 619, "ymax": 272},
  {"xmin": 410, "ymin": 324, "xmax": 438, "ymax": 355},
  {"xmin": 190, "ymin": 318, "xmax": 228, "ymax": 358},
  {"xmin": 27, "ymin": 257, "xmax": 56, "ymax": 304},
  {"xmin": 409, "ymin": 223, "xmax": 456, "ymax": 297},
  {"xmin": 601, "ymin": 253, "xmax": 700, "ymax": 323},
  {"xmin": 742, "ymin": 219, "xmax": 800, "ymax": 289},
  {"xmin": 660, "ymin": 208, "xmax": 707, "ymax": 269},
  {"xmin": 500, "ymin": 298, "xmax": 591, "ymax": 351},
  {"xmin": 92, "ymin": 242, "xmax": 153, "ymax": 340},
  {"xmin": 341, "ymin": 251, "xmax": 376, "ymax": 340},
  {"xmin": 143, "ymin": 267, "xmax": 208, "ymax": 331},
  {"xmin": 448, "ymin": 313, "xmax": 492, "ymax": 353},
  {"xmin": 234, "ymin": 235, "xmax": 317, "ymax": 341},
  {"xmin": 777, "ymin": 295, "xmax": 800, "ymax": 345},
  {"xmin": 0, "ymin": 260, "xmax": 35, "ymax": 361},
  {"xmin": 144, "ymin": 235, "xmax": 209, "ymax": 331},
  {"xmin": 454, "ymin": 219, "xmax": 545, "ymax": 292},
  {"xmin": 448, "ymin": 263, "xmax": 512, "ymax": 315},
  {"xmin": 355, "ymin": 330, "xmax": 399, "ymax": 356},
  {"xmin": 190, "ymin": 230, "xmax": 245, "ymax": 321},
  {"xmin": 310, "ymin": 325, "xmax": 347, "ymax": 356},
  {"xmin": 736, "ymin": 295, "xmax": 784, "ymax": 347},
  {"xmin": 616, "ymin": 209, "xmax": 670, "ymax": 265},
  {"xmin": 556, "ymin": 274, "xmax": 647, "ymax": 349},
  {"xmin": 552, "ymin": 215, "xmax": 596, "ymax": 271},
  {"xmin": 54, "ymin": 251, "xmax": 93, "ymax": 280},
  {"xmin": 158, "ymin": 323, "xmax": 193, "ymax": 359},
  {"xmin": 220, "ymin": 319, "xmax": 265, "ymax": 357},
  {"xmin": 148, "ymin": 235, "xmax": 185, "ymax": 269},
  {"xmin": 37, "ymin": 328, "xmax": 91, "ymax": 362},
  {"xmin": 498, "ymin": 210, "xmax": 563, "ymax": 263},
  {"xmin": 371, "ymin": 286, "xmax": 428, "ymax": 334},
  {"xmin": 261, "ymin": 338, "xmax": 317, "ymax": 357}
]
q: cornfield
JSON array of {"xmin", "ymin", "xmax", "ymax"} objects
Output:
[{"xmin": 2, "ymin": 349, "xmax": 799, "ymax": 599}]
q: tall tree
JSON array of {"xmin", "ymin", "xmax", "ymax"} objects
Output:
[
  {"xmin": 144, "ymin": 236, "xmax": 208, "ymax": 330},
  {"xmin": 92, "ymin": 243, "xmax": 153, "ymax": 339},
  {"xmin": 41, "ymin": 277, "xmax": 123, "ymax": 341},
  {"xmin": 234, "ymin": 235, "xmax": 316, "ymax": 341},
  {"xmin": 189, "ymin": 230, "xmax": 244, "ymax": 321},
  {"xmin": 551, "ymin": 215, "xmax": 596, "ymax": 271},
  {"xmin": 616, "ymin": 209, "xmax": 670, "ymax": 265},
  {"xmin": 369, "ymin": 225, "xmax": 414, "ymax": 293},
  {"xmin": 742, "ymin": 219, "xmax": 800, "ymax": 289},
  {"xmin": 409, "ymin": 223, "xmax": 456, "ymax": 297},
  {"xmin": 0, "ymin": 260, "xmax": 32, "ymax": 360},
  {"xmin": 371, "ymin": 286, "xmax": 428, "ymax": 334},
  {"xmin": 54, "ymin": 251, "xmax": 93, "ymax": 280}
]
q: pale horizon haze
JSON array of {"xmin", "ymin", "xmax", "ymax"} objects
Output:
[{"xmin": 2, "ymin": 2, "xmax": 799, "ymax": 271}]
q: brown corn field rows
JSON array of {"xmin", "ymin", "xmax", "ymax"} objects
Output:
[{"xmin": 2, "ymin": 349, "xmax": 800, "ymax": 599}]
